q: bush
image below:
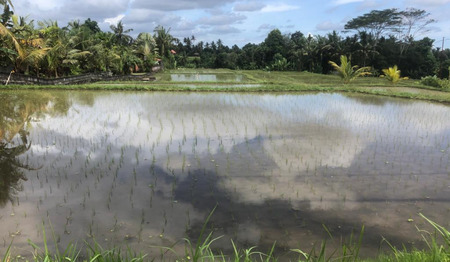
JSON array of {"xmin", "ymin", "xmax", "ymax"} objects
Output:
[
  {"xmin": 270, "ymin": 53, "xmax": 289, "ymax": 71},
  {"xmin": 440, "ymin": 79, "xmax": 450, "ymax": 90},
  {"xmin": 420, "ymin": 75, "xmax": 450, "ymax": 90},
  {"xmin": 420, "ymin": 75, "xmax": 441, "ymax": 88}
]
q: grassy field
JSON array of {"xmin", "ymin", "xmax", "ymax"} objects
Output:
[{"xmin": 2, "ymin": 69, "xmax": 450, "ymax": 103}]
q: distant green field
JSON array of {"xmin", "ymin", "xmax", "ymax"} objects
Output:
[{"xmin": 3, "ymin": 69, "xmax": 450, "ymax": 103}]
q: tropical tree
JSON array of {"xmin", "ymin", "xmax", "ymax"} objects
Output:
[
  {"xmin": 134, "ymin": 33, "xmax": 156, "ymax": 60},
  {"xmin": 1, "ymin": 4, "xmax": 13, "ymax": 26},
  {"xmin": 345, "ymin": 9, "xmax": 401, "ymax": 47},
  {"xmin": 0, "ymin": 18, "xmax": 47, "ymax": 80},
  {"xmin": 328, "ymin": 55, "xmax": 371, "ymax": 84},
  {"xmin": 0, "ymin": 0, "xmax": 13, "ymax": 7},
  {"xmin": 154, "ymin": 25, "xmax": 174, "ymax": 58},
  {"xmin": 133, "ymin": 33, "xmax": 157, "ymax": 71},
  {"xmin": 353, "ymin": 31, "xmax": 378, "ymax": 67},
  {"xmin": 263, "ymin": 29, "xmax": 285, "ymax": 64},
  {"xmin": 396, "ymin": 8, "xmax": 436, "ymax": 55},
  {"xmin": 110, "ymin": 20, "xmax": 133, "ymax": 46}
]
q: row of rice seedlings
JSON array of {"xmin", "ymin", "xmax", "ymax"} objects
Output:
[{"xmin": 3, "ymin": 93, "xmax": 449, "ymax": 257}]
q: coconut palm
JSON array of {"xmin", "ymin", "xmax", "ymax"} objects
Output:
[
  {"xmin": 110, "ymin": 20, "xmax": 133, "ymax": 46},
  {"xmin": 134, "ymin": 32, "xmax": 156, "ymax": 60},
  {"xmin": 328, "ymin": 55, "xmax": 371, "ymax": 84},
  {"xmin": 354, "ymin": 31, "xmax": 378, "ymax": 67},
  {"xmin": 154, "ymin": 25, "xmax": 174, "ymax": 58},
  {"xmin": 133, "ymin": 32, "xmax": 158, "ymax": 71},
  {"xmin": 41, "ymin": 21, "xmax": 93, "ymax": 77},
  {"xmin": 0, "ymin": 20, "xmax": 48, "ymax": 81}
]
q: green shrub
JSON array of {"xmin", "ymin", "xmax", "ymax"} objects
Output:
[
  {"xmin": 420, "ymin": 75, "xmax": 441, "ymax": 88},
  {"xmin": 440, "ymin": 79, "xmax": 450, "ymax": 90},
  {"xmin": 420, "ymin": 75, "xmax": 450, "ymax": 90},
  {"xmin": 270, "ymin": 53, "xmax": 289, "ymax": 71}
]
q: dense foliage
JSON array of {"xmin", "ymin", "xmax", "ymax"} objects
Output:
[{"xmin": 1, "ymin": 2, "xmax": 449, "ymax": 79}]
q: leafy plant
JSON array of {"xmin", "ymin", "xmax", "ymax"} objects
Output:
[
  {"xmin": 420, "ymin": 75, "xmax": 450, "ymax": 90},
  {"xmin": 380, "ymin": 214, "xmax": 450, "ymax": 262},
  {"xmin": 382, "ymin": 65, "xmax": 408, "ymax": 84},
  {"xmin": 328, "ymin": 55, "xmax": 371, "ymax": 84},
  {"xmin": 420, "ymin": 75, "xmax": 441, "ymax": 88},
  {"xmin": 270, "ymin": 53, "xmax": 289, "ymax": 71}
]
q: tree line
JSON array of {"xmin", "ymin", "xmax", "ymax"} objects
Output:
[{"xmin": 1, "ymin": 1, "xmax": 449, "ymax": 79}]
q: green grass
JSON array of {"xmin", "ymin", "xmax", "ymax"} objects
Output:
[
  {"xmin": 3, "ymin": 214, "xmax": 449, "ymax": 262},
  {"xmin": 1, "ymin": 69, "xmax": 450, "ymax": 104}
]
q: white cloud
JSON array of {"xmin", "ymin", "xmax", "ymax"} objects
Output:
[
  {"xmin": 104, "ymin": 14, "xmax": 125, "ymax": 25},
  {"xmin": 333, "ymin": 0, "xmax": 364, "ymax": 5},
  {"xmin": 198, "ymin": 13, "xmax": 246, "ymax": 26},
  {"xmin": 132, "ymin": 0, "xmax": 235, "ymax": 11},
  {"xmin": 233, "ymin": 2, "xmax": 265, "ymax": 12},
  {"xmin": 316, "ymin": 21, "xmax": 343, "ymax": 31},
  {"xmin": 261, "ymin": 4, "xmax": 300, "ymax": 13},
  {"xmin": 257, "ymin": 23, "xmax": 276, "ymax": 32},
  {"xmin": 212, "ymin": 25, "xmax": 241, "ymax": 34},
  {"xmin": 406, "ymin": 0, "xmax": 450, "ymax": 5},
  {"xmin": 27, "ymin": 0, "xmax": 62, "ymax": 10}
]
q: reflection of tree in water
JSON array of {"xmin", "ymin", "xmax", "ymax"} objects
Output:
[
  {"xmin": 0, "ymin": 91, "xmax": 72, "ymax": 207},
  {"xmin": 0, "ymin": 130, "xmax": 32, "ymax": 207}
]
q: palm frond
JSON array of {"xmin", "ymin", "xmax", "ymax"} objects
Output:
[
  {"xmin": 329, "ymin": 55, "xmax": 371, "ymax": 84},
  {"xmin": 382, "ymin": 65, "xmax": 403, "ymax": 84},
  {"xmin": 0, "ymin": 22, "xmax": 24, "ymax": 58}
]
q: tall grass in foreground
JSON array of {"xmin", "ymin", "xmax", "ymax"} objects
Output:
[{"xmin": 2, "ymin": 213, "xmax": 449, "ymax": 261}]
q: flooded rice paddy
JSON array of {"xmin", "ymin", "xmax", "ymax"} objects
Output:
[
  {"xmin": 0, "ymin": 90, "xmax": 449, "ymax": 259},
  {"xmin": 169, "ymin": 73, "xmax": 247, "ymax": 82}
]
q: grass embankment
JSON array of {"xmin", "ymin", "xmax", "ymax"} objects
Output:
[
  {"xmin": 3, "ymin": 214, "xmax": 449, "ymax": 262},
  {"xmin": 2, "ymin": 69, "xmax": 450, "ymax": 103}
]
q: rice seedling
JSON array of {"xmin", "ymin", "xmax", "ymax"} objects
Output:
[{"xmin": 1, "ymin": 89, "xmax": 449, "ymax": 261}]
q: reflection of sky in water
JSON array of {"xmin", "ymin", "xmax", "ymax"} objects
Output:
[
  {"xmin": 170, "ymin": 74, "xmax": 244, "ymax": 82},
  {"xmin": 1, "ymin": 92, "xmax": 449, "ymax": 259}
]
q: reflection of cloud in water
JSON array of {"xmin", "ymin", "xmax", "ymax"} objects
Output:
[{"xmin": 1, "ymin": 92, "xmax": 449, "ymax": 258}]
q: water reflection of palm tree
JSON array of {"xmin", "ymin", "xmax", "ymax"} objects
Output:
[{"xmin": 0, "ymin": 130, "xmax": 34, "ymax": 207}]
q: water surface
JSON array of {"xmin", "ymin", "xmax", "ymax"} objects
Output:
[
  {"xmin": 170, "ymin": 73, "xmax": 246, "ymax": 82},
  {"xmin": 0, "ymin": 91, "xmax": 449, "ymax": 259}
]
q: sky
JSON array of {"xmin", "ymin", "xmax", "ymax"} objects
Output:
[{"xmin": 10, "ymin": 0, "xmax": 450, "ymax": 49}]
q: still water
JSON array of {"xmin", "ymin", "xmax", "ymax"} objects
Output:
[
  {"xmin": 170, "ymin": 73, "xmax": 246, "ymax": 82},
  {"xmin": 0, "ymin": 91, "xmax": 449, "ymax": 259}
]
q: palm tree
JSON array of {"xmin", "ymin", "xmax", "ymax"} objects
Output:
[
  {"xmin": 40, "ymin": 21, "xmax": 93, "ymax": 77},
  {"xmin": 329, "ymin": 55, "xmax": 371, "ymax": 84},
  {"xmin": 322, "ymin": 31, "xmax": 346, "ymax": 60},
  {"xmin": 110, "ymin": 20, "xmax": 133, "ymax": 46},
  {"xmin": 303, "ymin": 34, "xmax": 320, "ymax": 72},
  {"xmin": 133, "ymin": 32, "xmax": 157, "ymax": 71},
  {"xmin": 354, "ymin": 31, "xmax": 378, "ymax": 67},
  {"xmin": 134, "ymin": 32, "xmax": 156, "ymax": 60},
  {"xmin": 153, "ymin": 25, "xmax": 174, "ymax": 58},
  {"xmin": 0, "ymin": 20, "xmax": 48, "ymax": 82},
  {"xmin": 0, "ymin": 0, "xmax": 13, "ymax": 8}
]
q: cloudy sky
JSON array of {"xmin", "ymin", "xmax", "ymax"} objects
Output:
[{"xmin": 11, "ymin": 0, "xmax": 450, "ymax": 48}]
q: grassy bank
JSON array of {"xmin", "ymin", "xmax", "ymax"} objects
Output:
[
  {"xmin": 3, "ymin": 214, "xmax": 449, "ymax": 262},
  {"xmin": 1, "ymin": 69, "xmax": 450, "ymax": 104}
]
